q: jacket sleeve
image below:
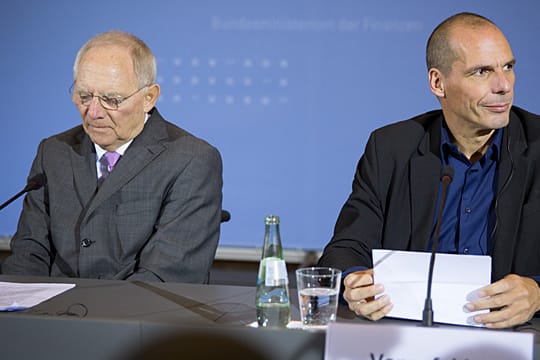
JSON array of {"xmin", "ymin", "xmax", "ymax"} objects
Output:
[
  {"xmin": 318, "ymin": 131, "xmax": 385, "ymax": 271},
  {"xmin": 2, "ymin": 140, "xmax": 54, "ymax": 276}
]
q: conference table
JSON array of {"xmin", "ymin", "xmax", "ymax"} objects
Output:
[{"xmin": 0, "ymin": 275, "xmax": 538, "ymax": 360}]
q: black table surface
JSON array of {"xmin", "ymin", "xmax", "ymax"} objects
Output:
[{"xmin": 0, "ymin": 275, "xmax": 538, "ymax": 360}]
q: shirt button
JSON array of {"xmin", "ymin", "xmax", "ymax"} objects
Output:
[
  {"xmin": 465, "ymin": 208, "xmax": 472, "ymax": 213},
  {"xmin": 81, "ymin": 239, "xmax": 93, "ymax": 247},
  {"xmin": 463, "ymin": 248, "xmax": 469, "ymax": 254}
]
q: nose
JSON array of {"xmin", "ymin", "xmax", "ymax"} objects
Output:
[
  {"xmin": 492, "ymin": 70, "xmax": 513, "ymax": 95},
  {"xmin": 86, "ymin": 96, "xmax": 106, "ymax": 118}
]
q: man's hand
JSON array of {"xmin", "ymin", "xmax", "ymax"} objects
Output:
[
  {"xmin": 343, "ymin": 269, "xmax": 393, "ymax": 321},
  {"xmin": 466, "ymin": 274, "xmax": 540, "ymax": 328}
]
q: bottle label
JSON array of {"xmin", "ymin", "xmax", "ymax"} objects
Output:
[{"xmin": 264, "ymin": 258, "xmax": 289, "ymax": 286}]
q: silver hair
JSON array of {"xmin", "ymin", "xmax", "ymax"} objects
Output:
[{"xmin": 73, "ymin": 30, "xmax": 156, "ymax": 87}]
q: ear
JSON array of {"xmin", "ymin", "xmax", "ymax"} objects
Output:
[
  {"xmin": 428, "ymin": 68, "xmax": 445, "ymax": 99},
  {"xmin": 143, "ymin": 84, "xmax": 161, "ymax": 112}
]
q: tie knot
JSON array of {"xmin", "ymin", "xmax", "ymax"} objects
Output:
[{"xmin": 102, "ymin": 151, "xmax": 121, "ymax": 172}]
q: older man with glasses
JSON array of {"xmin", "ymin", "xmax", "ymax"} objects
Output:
[{"xmin": 1, "ymin": 31, "xmax": 223, "ymax": 283}]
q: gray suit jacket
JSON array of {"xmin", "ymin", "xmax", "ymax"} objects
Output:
[{"xmin": 2, "ymin": 108, "xmax": 223, "ymax": 283}]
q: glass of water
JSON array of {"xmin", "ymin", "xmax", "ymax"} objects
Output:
[{"xmin": 295, "ymin": 267, "xmax": 342, "ymax": 330}]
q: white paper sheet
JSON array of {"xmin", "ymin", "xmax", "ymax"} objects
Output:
[
  {"xmin": 0, "ymin": 281, "xmax": 76, "ymax": 311},
  {"xmin": 373, "ymin": 249, "xmax": 491, "ymax": 327}
]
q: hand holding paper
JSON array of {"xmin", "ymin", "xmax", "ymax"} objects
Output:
[
  {"xmin": 465, "ymin": 273, "xmax": 540, "ymax": 329},
  {"xmin": 372, "ymin": 249, "xmax": 491, "ymax": 327},
  {"xmin": 343, "ymin": 269, "xmax": 393, "ymax": 321}
]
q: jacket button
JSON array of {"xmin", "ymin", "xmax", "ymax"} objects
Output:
[{"xmin": 81, "ymin": 239, "xmax": 93, "ymax": 247}]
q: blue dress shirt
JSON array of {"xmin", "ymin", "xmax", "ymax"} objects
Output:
[
  {"xmin": 341, "ymin": 122, "xmax": 502, "ymax": 282},
  {"xmin": 430, "ymin": 123, "xmax": 502, "ymax": 256}
]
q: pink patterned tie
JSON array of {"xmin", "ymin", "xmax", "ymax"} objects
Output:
[
  {"xmin": 99, "ymin": 151, "xmax": 121, "ymax": 185},
  {"xmin": 103, "ymin": 151, "xmax": 121, "ymax": 172}
]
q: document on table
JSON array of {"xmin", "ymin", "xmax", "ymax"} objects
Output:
[
  {"xmin": 0, "ymin": 281, "xmax": 75, "ymax": 311},
  {"xmin": 372, "ymin": 249, "xmax": 491, "ymax": 327}
]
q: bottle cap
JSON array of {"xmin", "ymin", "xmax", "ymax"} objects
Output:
[{"xmin": 265, "ymin": 215, "xmax": 280, "ymax": 225}]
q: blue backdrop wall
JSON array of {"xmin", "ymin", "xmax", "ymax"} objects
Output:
[{"xmin": 1, "ymin": 1, "xmax": 540, "ymax": 250}]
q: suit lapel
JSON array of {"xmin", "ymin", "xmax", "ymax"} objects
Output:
[
  {"xmin": 70, "ymin": 133, "xmax": 99, "ymax": 207},
  {"xmin": 491, "ymin": 113, "xmax": 528, "ymax": 279},
  {"xmin": 410, "ymin": 149, "xmax": 441, "ymax": 251},
  {"xmin": 83, "ymin": 111, "xmax": 168, "ymax": 219},
  {"xmin": 410, "ymin": 115, "xmax": 443, "ymax": 251}
]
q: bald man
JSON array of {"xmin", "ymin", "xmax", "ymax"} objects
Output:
[{"xmin": 318, "ymin": 12, "xmax": 540, "ymax": 329}]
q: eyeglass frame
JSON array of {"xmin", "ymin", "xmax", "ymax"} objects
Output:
[{"xmin": 69, "ymin": 83, "xmax": 150, "ymax": 110}]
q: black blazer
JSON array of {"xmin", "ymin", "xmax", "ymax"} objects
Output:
[{"xmin": 318, "ymin": 106, "xmax": 540, "ymax": 281}]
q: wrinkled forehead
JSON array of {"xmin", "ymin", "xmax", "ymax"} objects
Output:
[
  {"xmin": 450, "ymin": 25, "xmax": 514, "ymax": 65},
  {"xmin": 76, "ymin": 45, "xmax": 138, "ymax": 92}
]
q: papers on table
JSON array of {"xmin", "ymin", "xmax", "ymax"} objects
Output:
[
  {"xmin": 373, "ymin": 249, "xmax": 491, "ymax": 327},
  {"xmin": 0, "ymin": 281, "xmax": 75, "ymax": 311}
]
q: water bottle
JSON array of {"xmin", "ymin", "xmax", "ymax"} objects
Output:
[{"xmin": 255, "ymin": 215, "xmax": 291, "ymax": 328}]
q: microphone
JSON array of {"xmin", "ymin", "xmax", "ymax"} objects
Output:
[
  {"xmin": 220, "ymin": 210, "xmax": 231, "ymax": 223},
  {"xmin": 0, "ymin": 173, "xmax": 47, "ymax": 211},
  {"xmin": 422, "ymin": 165, "xmax": 454, "ymax": 327}
]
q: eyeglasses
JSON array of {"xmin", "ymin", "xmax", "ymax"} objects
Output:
[{"xmin": 69, "ymin": 84, "xmax": 149, "ymax": 110}]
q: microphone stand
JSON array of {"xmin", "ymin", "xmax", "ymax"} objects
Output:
[
  {"xmin": 422, "ymin": 166, "xmax": 454, "ymax": 327},
  {"xmin": 0, "ymin": 189, "xmax": 29, "ymax": 211},
  {"xmin": 0, "ymin": 174, "xmax": 47, "ymax": 211}
]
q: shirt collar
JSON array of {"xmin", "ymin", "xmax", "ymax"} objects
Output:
[
  {"xmin": 440, "ymin": 120, "xmax": 502, "ymax": 164},
  {"xmin": 94, "ymin": 113, "xmax": 149, "ymax": 159}
]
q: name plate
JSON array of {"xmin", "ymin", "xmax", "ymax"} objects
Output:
[{"xmin": 325, "ymin": 322, "xmax": 533, "ymax": 359}]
